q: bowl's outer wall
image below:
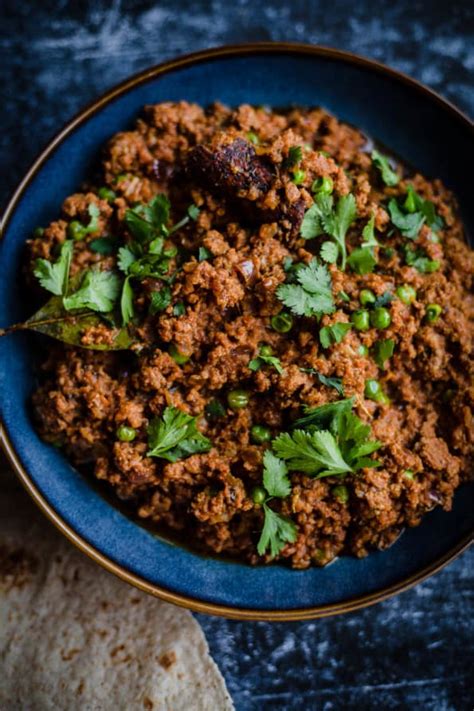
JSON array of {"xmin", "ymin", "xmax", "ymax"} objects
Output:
[{"xmin": 1, "ymin": 51, "xmax": 473, "ymax": 611}]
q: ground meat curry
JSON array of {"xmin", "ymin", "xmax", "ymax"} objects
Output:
[{"xmin": 17, "ymin": 102, "xmax": 473, "ymax": 568}]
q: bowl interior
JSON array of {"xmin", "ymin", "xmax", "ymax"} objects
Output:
[{"xmin": 1, "ymin": 48, "xmax": 472, "ymax": 613}]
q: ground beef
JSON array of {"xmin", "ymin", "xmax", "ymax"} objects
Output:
[{"xmin": 29, "ymin": 102, "xmax": 473, "ymax": 568}]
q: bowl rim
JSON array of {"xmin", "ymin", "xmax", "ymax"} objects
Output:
[{"xmin": 1, "ymin": 41, "xmax": 473, "ymax": 621}]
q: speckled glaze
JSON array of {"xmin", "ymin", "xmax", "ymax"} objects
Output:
[{"xmin": 0, "ymin": 45, "xmax": 473, "ymax": 619}]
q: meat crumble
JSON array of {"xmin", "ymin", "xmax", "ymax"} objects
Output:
[{"xmin": 22, "ymin": 102, "xmax": 473, "ymax": 568}]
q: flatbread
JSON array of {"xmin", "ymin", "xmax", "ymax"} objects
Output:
[{"xmin": 0, "ymin": 462, "xmax": 233, "ymax": 711}]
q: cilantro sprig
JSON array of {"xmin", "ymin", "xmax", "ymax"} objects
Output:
[
  {"xmin": 34, "ymin": 241, "xmax": 73, "ymax": 297},
  {"xmin": 276, "ymin": 258, "xmax": 335, "ymax": 318},
  {"xmin": 272, "ymin": 398, "xmax": 382, "ymax": 478},
  {"xmin": 388, "ymin": 185, "xmax": 443, "ymax": 239},
  {"xmin": 300, "ymin": 368, "xmax": 345, "ymax": 396},
  {"xmin": 249, "ymin": 345, "xmax": 285, "ymax": 375},
  {"xmin": 319, "ymin": 322, "xmax": 352, "ymax": 349},
  {"xmin": 256, "ymin": 451, "xmax": 297, "ymax": 558},
  {"xmin": 301, "ymin": 193, "xmax": 357, "ymax": 270},
  {"xmin": 347, "ymin": 213, "xmax": 378, "ymax": 275},
  {"xmin": 282, "ymin": 146, "xmax": 303, "ymax": 170},
  {"xmin": 147, "ymin": 406, "xmax": 212, "ymax": 462},
  {"xmin": 371, "ymin": 150, "xmax": 399, "ymax": 187}
]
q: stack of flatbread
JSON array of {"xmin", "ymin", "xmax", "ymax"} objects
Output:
[{"xmin": 0, "ymin": 461, "xmax": 233, "ymax": 710}]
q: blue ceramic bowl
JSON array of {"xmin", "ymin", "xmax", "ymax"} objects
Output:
[{"xmin": 1, "ymin": 44, "xmax": 473, "ymax": 619}]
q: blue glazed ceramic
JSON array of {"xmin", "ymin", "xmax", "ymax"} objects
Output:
[{"xmin": 1, "ymin": 45, "xmax": 472, "ymax": 619}]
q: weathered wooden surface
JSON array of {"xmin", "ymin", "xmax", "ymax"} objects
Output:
[{"xmin": 1, "ymin": 2, "xmax": 473, "ymax": 708}]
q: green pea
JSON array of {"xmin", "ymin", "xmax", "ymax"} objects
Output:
[
  {"xmin": 332, "ymin": 485, "xmax": 349, "ymax": 503},
  {"xmin": 351, "ymin": 309, "xmax": 370, "ymax": 331},
  {"xmin": 403, "ymin": 469, "xmax": 415, "ymax": 480},
  {"xmin": 259, "ymin": 345, "xmax": 273, "ymax": 357},
  {"xmin": 250, "ymin": 425, "xmax": 272, "ymax": 444},
  {"xmin": 370, "ymin": 307, "xmax": 391, "ymax": 329},
  {"xmin": 358, "ymin": 344, "xmax": 369, "ymax": 357},
  {"xmin": 311, "ymin": 176, "xmax": 333, "ymax": 195},
  {"xmin": 252, "ymin": 486, "xmax": 267, "ymax": 505},
  {"xmin": 97, "ymin": 186, "xmax": 117, "ymax": 202},
  {"xmin": 271, "ymin": 313, "xmax": 293, "ymax": 333},
  {"xmin": 67, "ymin": 220, "xmax": 85, "ymax": 241},
  {"xmin": 169, "ymin": 344, "xmax": 190, "ymax": 364},
  {"xmin": 33, "ymin": 227, "xmax": 44, "ymax": 238},
  {"xmin": 359, "ymin": 289, "xmax": 376, "ymax": 306},
  {"xmin": 227, "ymin": 389, "xmax": 250, "ymax": 410},
  {"xmin": 292, "ymin": 169, "xmax": 306, "ymax": 185},
  {"xmin": 365, "ymin": 379, "xmax": 390, "ymax": 404},
  {"xmin": 425, "ymin": 303, "xmax": 442, "ymax": 323},
  {"xmin": 247, "ymin": 132, "xmax": 259, "ymax": 145},
  {"xmin": 396, "ymin": 284, "xmax": 417, "ymax": 305},
  {"xmin": 116, "ymin": 425, "xmax": 137, "ymax": 442}
]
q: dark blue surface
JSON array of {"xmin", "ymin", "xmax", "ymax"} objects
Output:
[
  {"xmin": 2, "ymin": 2, "xmax": 473, "ymax": 708},
  {"xmin": 0, "ymin": 48, "xmax": 472, "ymax": 614}
]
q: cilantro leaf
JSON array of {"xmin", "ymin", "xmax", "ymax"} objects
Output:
[
  {"xmin": 300, "ymin": 194, "xmax": 333, "ymax": 240},
  {"xmin": 361, "ymin": 213, "xmax": 378, "ymax": 250},
  {"xmin": 170, "ymin": 203, "xmax": 201, "ymax": 235},
  {"xmin": 120, "ymin": 275, "xmax": 134, "ymax": 325},
  {"xmin": 149, "ymin": 286, "xmax": 172, "ymax": 315},
  {"xmin": 404, "ymin": 185, "xmax": 443, "ymax": 231},
  {"xmin": 262, "ymin": 451, "xmax": 291, "ymax": 498},
  {"xmin": 294, "ymin": 397, "xmax": 355, "ymax": 431},
  {"xmin": 320, "ymin": 241, "xmax": 339, "ymax": 264},
  {"xmin": 273, "ymin": 429, "xmax": 352, "ymax": 477},
  {"xmin": 371, "ymin": 150, "xmax": 399, "ymax": 186},
  {"xmin": 373, "ymin": 291, "xmax": 394, "ymax": 308},
  {"xmin": 173, "ymin": 301, "xmax": 186, "ymax": 317},
  {"xmin": 117, "ymin": 246, "xmax": 137, "ymax": 274},
  {"xmin": 33, "ymin": 240, "xmax": 73, "ymax": 296},
  {"xmin": 300, "ymin": 368, "xmax": 344, "ymax": 395},
  {"xmin": 388, "ymin": 199, "xmax": 425, "ymax": 239},
  {"xmin": 125, "ymin": 195, "xmax": 171, "ymax": 243},
  {"xmin": 257, "ymin": 505, "xmax": 297, "ymax": 557},
  {"xmin": 147, "ymin": 406, "xmax": 211, "ymax": 462},
  {"xmin": 282, "ymin": 146, "xmax": 303, "ymax": 170},
  {"xmin": 323, "ymin": 193, "xmax": 357, "ymax": 270},
  {"xmin": 89, "ymin": 236, "xmax": 120, "ymax": 255},
  {"xmin": 347, "ymin": 247, "xmax": 377, "ymax": 275},
  {"xmin": 372, "ymin": 338, "xmax": 395, "ymax": 369},
  {"xmin": 198, "ymin": 246, "xmax": 212, "ymax": 261},
  {"xmin": 277, "ymin": 259, "xmax": 335, "ymax": 318},
  {"xmin": 402, "ymin": 244, "xmax": 440, "ymax": 273},
  {"xmin": 205, "ymin": 399, "xmax": 227, "ymax": 420},
  {"xmin": 249, "ymin": 347, "xmax": 285, "ymax": 375},
  {"xmin": 319, "ymin": 322, "xmax": 352, "ymax": 349},
  {"xmin": 63, "ymin": 270, "xmax": 121, "ymax": 313}
]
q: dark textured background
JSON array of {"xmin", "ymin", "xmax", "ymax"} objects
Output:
[{"xmin": 1, "ymin": 2, "xmax": 473, "ymax": 709}]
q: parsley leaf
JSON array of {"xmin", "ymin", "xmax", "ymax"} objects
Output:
[
  {"xmin": 371, "ymin": 150, "xmax": 399, "ymax": 187},
  {"xmin": 277, "ymin": 259, "xmax": 335, "ymax": 318},
  {"xmin": 319, "ymin": 322, "xmax": 352, "ymax": 349},
  {"xmin": 149, "ymin": 286, "xmax": 172, "ymax": 315},
  {"xmin": 33, "ymin": 240, "xmax": 73, "ymax": 296},
  {"xmin": 282, "ymin": 146, "xmax": 303, "ymax": 170},
  {"xmin": 257, "ymin": 504, "xmax": 297, "ymax": 557},
  {"xmin": 347, "ymin": 247, "xmax": 377, "ymax": 275},
  {"xmin": 249, "ymin": 346, "xmax": 285, "ymax": 375},
  {"xmin": 300, "ymin": 368, "xmax": 345, "ymax": 395},
  {"xmin": 120, "ymin": 275, "xmax": 134, "ymax": 325},
  {"xmin": 147, "ymin": 406, "xmax": 212, "ymax": 462},
  {"xmin": 63, "ymin": 270, "xmax": 121, "ymax": 313},
  {"xmin": 263, "ymin": 450, "xmax": 291, "ymax": 498},
  {"xmin": 372, "ymin": 338, "xmax": 395, "ymax": 369}
]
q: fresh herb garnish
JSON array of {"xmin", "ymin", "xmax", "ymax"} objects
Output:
[
  {"xmin": 256, "ymin": 451, "xmax": 297, "ymax": 558},
  {"xmin": 301, "ymin": 193, "xmax": 357, "ymax": 270},
  {"xmin": 147, "ymin": 406, "xmax": 212, "ymax": 462},
  {"xmin": 320, "ymin": 241, "xmax": 339, "ymax": 264},
  {"xmin": 373, "ymin": 291, "xmax": 394, "ymax": 309},
  {"xmin": 273, "ymin": 398, "xmax": 381, "ymax": 477},
  {"xmin": 249, "ymin": 346, "xmax": 285, "ymax": 375},
  {"xmin": 173, "ymin": 301, "xmax": 186, "ymax": 317},
  {"xmin": 388, "ymin": 200, "xmax": 425, "ymax": 239},
  {"xmin": 198, "ymin": 246, "xmax": 212, "ymax": 261},
  {"xmin": 120, "ymin": 276, "xmax": 134, "ymax": 325},
  {"xmin": 282, "ymin": 146, "xmax": 303, "ymax": 170},
  {"xmin": 62, "ymin": 270, "xmax": 121, "ymax": 313},
  {"xmin": 402, "ymin": 244, "xmax": 440, "ymax": 273},
  {"xmin": 205, "ymin": 399, "xmax": 227, "ymax": 420},
  {"xmin": 89, "ymin": 236, "xmax": 120, "ymax": 255},
  {"xmin": 33, "ymin": 240, "xmax": 73, "ymax": 297},
  {"xmin": 300, "ymin": 368, "xmax": 345, "ymax": 395},
  {"xmin": 371, "ymin": 150, "xmax": 399, "ymax": 187},
  {"xmin": 149, "ymin": 286, "xmax": 172, "ymax": 315},
  {"xmin": 388, "ymin": 185, "xmax": 443, "ymax": 239},
  {"xmin": 338, "ymin": 290, "xmax": 351, "ymax": 303},
  {"xmin": 372, "ymin": 338, "xmax": 395, "ymax": 369},
  {"xmin": 348, "ymin": 213, "xmax": 378, "ymax": 275},
  {"xmin": 319, "ymin": 322, "xmax": 352, "ymax": 349},
  {"xmin": 276, "ymin": 258, "xmax": 335, "ymax": 318}
]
